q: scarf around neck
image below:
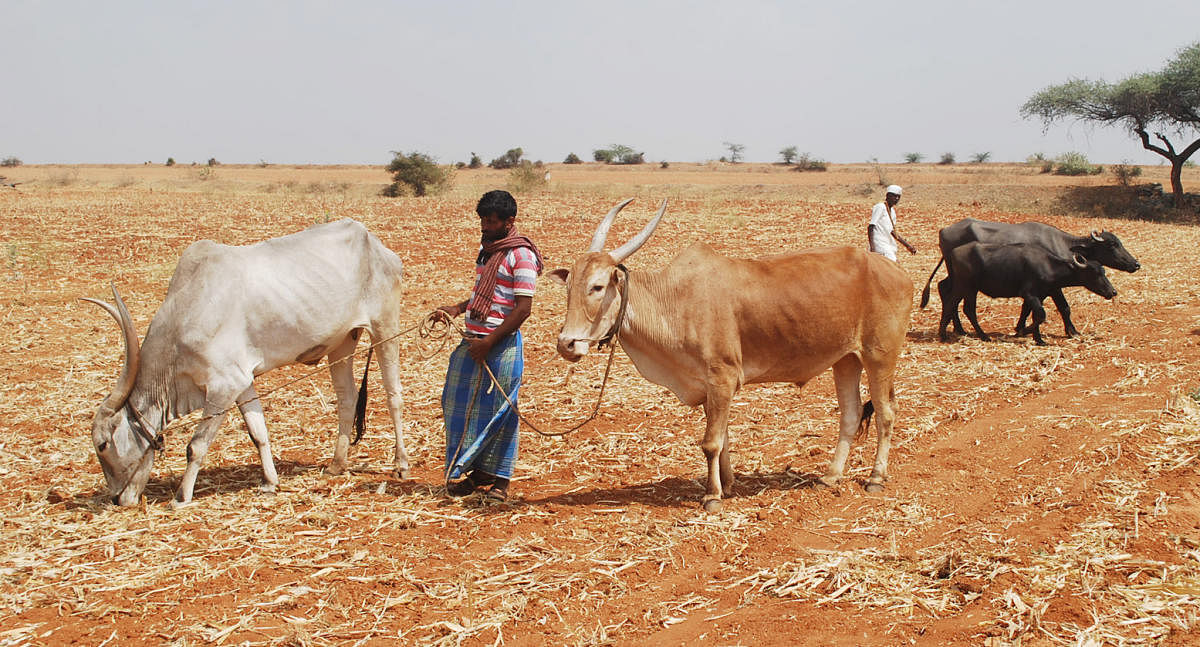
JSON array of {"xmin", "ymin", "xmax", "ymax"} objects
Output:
[{"xmin": 469, "ymin": 229, "xmax": 544, "ymax": 322}]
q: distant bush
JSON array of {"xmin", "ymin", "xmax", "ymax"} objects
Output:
[
  {"xmin": 564, "ymin": 152, "xmax": 582, "ymax": 164},
  {"xmin": 660, "ymin": 160, "xmax": 669, "ymax": 169},
  {"xmin": 593, "ymin": 144, "xmax": 643, "ymax": 165},
  {"xmin": 938, "ymin": 152, "xmax": 956, "ymax": 165},
  {"xmin": 467, "ymin": 152, "xmax": 482, "ymax": 169},
  {"xmin": 779, "ymin": 146, "xmax": 799, "ymax": 165},
  {"xmin": 257, "ymin": 159, "xmax": 270, "ymax": 168},
  {"xmin": 1054, "ymin": 152, "xmax": 1103, "ymax": 176},
  {"xmin": 488, "ymin": 148, "xmax": 525, "ymax": 170},
  {"xmin": 904, "ymin": 152, "xmax": 923, "ymax": 164},
  {"xmin": 1041, "ymin": 160, "xmax": 1054, "ymax": 174},
  {"xmin": 970, "ymin": 152, "xmax": 991, "ymax": 164},
  {"xmin": 382, "ymin": 150, "xmax": 453, "ymax": 197},
  {"xmin": 792, "ymin": 153, "xmax": 828, "ymax": 172},
  {"xmin": 0, "ymin": 157, "xmax": 21, "ymax": 167},
  {"xmin": 1112, "ymin": 161, "xmax": 1143, "ymax": 186},
  {"xmin": 506, "ymin": 161, "xmax": 547, "ymax": 193},
  {"xmin": 207, "ymin": 158, "xmax": 219, "ymax": 167},
  {"xmin": 165, "ymin": 157, "xmax": 176, "ymax": 167}
]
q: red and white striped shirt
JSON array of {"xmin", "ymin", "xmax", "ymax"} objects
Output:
[{"xmin": 465, "ymin": 246, "xmax": 538, "ymax": 335}]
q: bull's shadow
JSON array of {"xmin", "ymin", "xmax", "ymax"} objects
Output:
[
  {"xmin": 495, "ymin": 468, "xmax": 843, "ymax": 513},
  {"xmin": 65, "ymin": 459, "xmax": 329, "ymax": 508}
]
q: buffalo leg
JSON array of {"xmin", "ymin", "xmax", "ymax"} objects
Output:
[
  {"xmin": 1049, "ymin": 289, "xmax": 1078, "ymax": 336},
  {"xmin": 375, "ymin": 335, "xmax": 410, "ymax": 478},
  {"xmin": 1025, "ymin": 296, "xmax": 1049, "ymax": 345},
  {"xmin": 1016, "ymin": 302, "xmax": 1031, "ymax": 336},
  {"xmin": 700, "ymin": 376, "xmax": 737, "ymax": 513},
  {"xmin": 238, "ymin": 385, "xmax": 278, "ymax": 493},
  {"xmin": 938, "ymin": 282, "xmax": 961, "ymax": 342},
  {"xmin": 326, "ymin": 334, "xmax": 358, "ymax": 475},
  {"xmin": 963, "ymin": 292, "xmax": 990, "ymax": 341},
  {"xmin": 820, "ymin": 355, "xmax": 864, "ymax": 488},
  {"xmin": 939, "ymin": 278, "xmax": 966, "ymax": 336}
]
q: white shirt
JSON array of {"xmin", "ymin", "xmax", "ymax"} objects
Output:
[{"xmin": 869, "ymin": 202, "xmax": 898, "ymax": 261}]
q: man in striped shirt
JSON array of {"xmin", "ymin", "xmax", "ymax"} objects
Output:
[{"xmin": 437, "ymin": 190, "xmax": 542, "ymax": 502}]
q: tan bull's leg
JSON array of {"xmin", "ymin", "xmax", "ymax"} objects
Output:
[
  {"xmin": 326, "ymin": 335, "xmax": 358, "ymax": 475},
  {"xmin": 375, "ymin": 338, "xmax": 410, "ymax": 478},
  {"xmin": 700, "ymin": 378, "xmax": 736, "ymax": 513},
  {"xmin": 865, "ymin": 377, "xmax": 897, "ymax": 493},
  {"xmin": 820, "ymin": 355, "xmax": 864, "ymax": 488},
  {"xmin": 237, "ymin": 386, "xmax": 278, "ymax": 493}
]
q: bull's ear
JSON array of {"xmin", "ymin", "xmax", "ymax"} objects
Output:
[{"xmin": 547, "ymin": 268, "xmax": 570, "ymax": 286}]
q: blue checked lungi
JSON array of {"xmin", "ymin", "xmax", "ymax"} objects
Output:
[{"xmin": 442, "ymin": 331, "xmax": 523, "ymax": 481}]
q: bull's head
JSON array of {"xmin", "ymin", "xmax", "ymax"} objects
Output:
[
  {"xmin": 549, "ymin": 198, "xmax": 667, "ymax": 361},
  {"xmin": 1074, "ymin": 230, "xmax": 1141, "ymax": 273},
  {"xmin": 1070, "ymin": 253, "xmax": 1118, "ymax": 300},
  {"xmin": 82, "ymin": 286, "xmax": 159, "ymax": 505}
]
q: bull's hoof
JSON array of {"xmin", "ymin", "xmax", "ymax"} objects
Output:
[
  {"xmin": 259, "ymin": 483, "xmax": 277, "ymax": 495},
  {"xmin": 393, "ymin": 466, "xmax": 412, "ymax": 480},
  {"xmin": 702, "ymin": 497, "xmax": 723, "ymax": 513},
  {"xmin": 814, "ymin": 476, "xmax": 838, "ymax": 489},
  {"xmin": 326, "ymin": 462, "xmax": 346, "ymax": 476},
  {"xmin": 978, "ymin": 334, "xmax": 992, "ymax": 342},
  {"xmin": 865, "ymin": 482, "xmax": 885, "ymax": 493},
  {"xmin": 169, "ymin": 497, "xmax": 193, "ymax": 510}
]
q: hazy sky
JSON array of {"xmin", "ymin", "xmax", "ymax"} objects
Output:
[{"xmin": 5, "ymin": 1, "xmax": 1199, "ymax": 165}]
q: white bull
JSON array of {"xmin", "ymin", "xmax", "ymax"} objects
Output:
[{"xmin": 84, "ymin": 218, "xmax": 408, "ymax": 507}]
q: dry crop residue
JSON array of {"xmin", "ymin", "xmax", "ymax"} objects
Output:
[{"xmin": 0, "ymin": 164, "xmax": 1197, "ymax": 646}]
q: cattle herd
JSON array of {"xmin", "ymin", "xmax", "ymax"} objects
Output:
[{"xmin": 83, "ymin": 201, "xmax": 1139, "ymax": 510}]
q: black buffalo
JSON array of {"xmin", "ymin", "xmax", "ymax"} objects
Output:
[
  {"xmin": 938, "ymin": 242, "xmax": 1118, "ymax": 345},
  {"xmin": 921, "ymin": 219, "xmax": 1139, "ymax": 337}
]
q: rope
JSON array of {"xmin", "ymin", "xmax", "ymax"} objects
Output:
[{"xmin": 154, "ymin": 302, "xmax": 624, "ymax": 449}]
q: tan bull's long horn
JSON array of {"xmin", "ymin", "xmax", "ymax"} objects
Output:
[
  {"xmin": 587, "ymin": 197, "xmax": 635, "ymax": 253},
  {"xmin": 609, "ymin": 198, "xmax": 668, "ymax": 264},
  {"xmin": 81, "ymin": 284, "xmax": 141, "ymax": 411}
]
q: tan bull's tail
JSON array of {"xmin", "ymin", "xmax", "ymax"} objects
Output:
[
  {"xmin": 854, "ymin": 400, "xmax": 876, "ymax": 442},
  {"xmin": 919, "ymin": 256, "xmax": 945, "ymax": 309}
]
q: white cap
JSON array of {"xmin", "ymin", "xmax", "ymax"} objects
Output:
[{"xmin": 886, "ymin": 185, "xmax": 903, "ymax": 196}]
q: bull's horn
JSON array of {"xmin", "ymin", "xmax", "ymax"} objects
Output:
[
  {"xmin": 81, "ymin": 285, "xmax": 141, "ymax": 412},
  {"xmin": 1091, "ymin": 230, "xmax": 1103, "ymax": 241},
  {"xmin": 1072, "ymin": 253, "xmax": 1088, "ymax": 268},
  {"xmin": 587, "ymin": 198, "xmax": 635, "ymax": 253},
  {"xmin": 609, "ymin": 199, "xmax": 668, "ymax": 264}
]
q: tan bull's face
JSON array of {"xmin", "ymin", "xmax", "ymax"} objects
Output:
[{"xmin": 549, "ymin": 253, "xmax": 625, "ymax": 362}]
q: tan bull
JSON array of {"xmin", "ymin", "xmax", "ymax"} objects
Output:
[{"xmin": 549, "ymin": 199, "xmax": 913, "ymax": 512}]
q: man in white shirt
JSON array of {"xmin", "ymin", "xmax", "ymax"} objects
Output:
[{"xmin": 868, "ymin": 185, "xmax": 917, "ymax": 261}]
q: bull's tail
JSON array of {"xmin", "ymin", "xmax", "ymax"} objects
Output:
[
  {"xmin": 352, "ymin": 346, "xmax": 374, "ymax": 446},
  {"xmin": 854, "ymin": 400, "xmax": 876, "ymax": 442},
  {"xmin": 919, "ymin": 256, "xmax": 945, "ymax": 309}
]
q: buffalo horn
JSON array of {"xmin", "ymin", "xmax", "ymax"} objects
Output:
[
  {"xmin": 587, "ymin": 198, "xmax": 635, "ymax": 253},
  {"xmin": 609, "ymin": 199, "xmax": 668, "ymax": 264},
  {"xmin": 81, "ymin": 285, "xmax": 141, "ymax": 412},
  {"xmin": 1072, "ymin": 253, "xmax": 1088, "ymax": 268},
  {"xmin": 1091, "ymin": 230, "xmax": 1103, "ymax": 241}
]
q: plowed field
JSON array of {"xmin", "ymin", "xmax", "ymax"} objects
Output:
[{"xmin": 1, "ymin": 163, "xmax": 1198, "ymax": 646}]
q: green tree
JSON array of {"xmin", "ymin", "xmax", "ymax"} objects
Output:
[
  {"xmin": 488, "ymin": 148, "xmax": 524, "ymax": 169},
  {"xmin": 724, "ymin": 142, "xmax": 745, "ymax": 163},
  {"xmin": 779, "ymin": 146, "xmax": 798, "ymax": 164},
  {"xmin": 564, "ymin": 152, "xmax": 582, "ymax": 164},
  {"xmin": 383, "ymin": 151, "xmax": 452, "ymax": 197},
  {"xmin": 1021, "ymin": 41, "xmax": 1200, "ymax": 207},
  {"xmin": 904, "ymin": 152, "xmax": 923, "ymax": 164}
]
